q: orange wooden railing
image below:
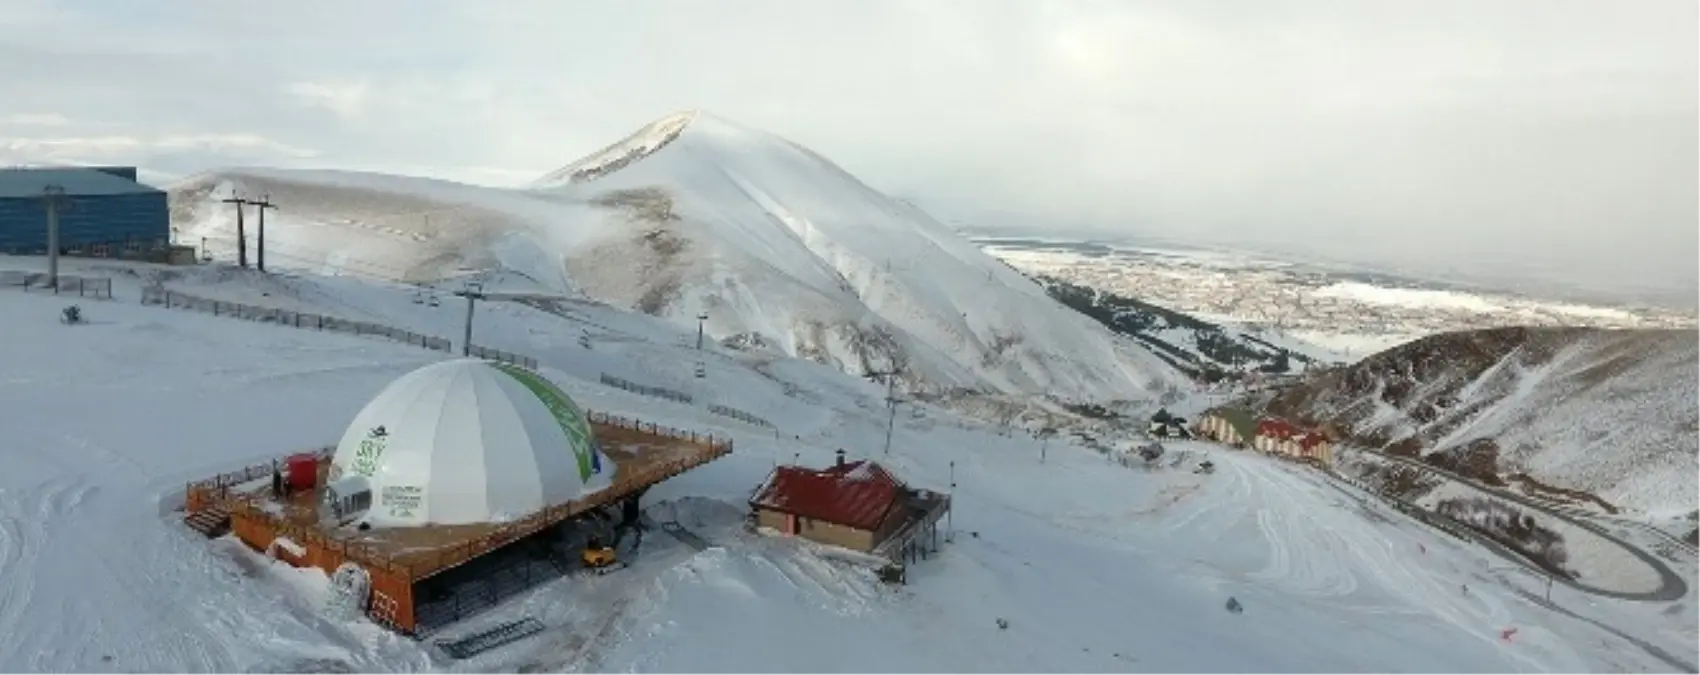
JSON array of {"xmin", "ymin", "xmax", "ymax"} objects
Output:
[
  {"xmin": 185, "ymin": 447, "xmax": 334, "ymax": 514},
  {"xmin": 194, "ymin": 411, "xmax": 733, "ymax": 581}
]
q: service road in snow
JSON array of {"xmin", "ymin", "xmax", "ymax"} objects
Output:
[{"xmin": 1354, "ymin": 446, "xmax": 1687, "ymax": 602}]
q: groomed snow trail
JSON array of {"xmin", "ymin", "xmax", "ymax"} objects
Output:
[
  {"xmin": 0, "ymin": 290, "xmax": 439, "ymax": 673},
  {"xmin": 1208, "ymin": 456, "xmax": 1554, "ymax": 669}
]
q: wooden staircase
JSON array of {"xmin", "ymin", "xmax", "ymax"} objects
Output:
[{"xmin": 183, "ymin": 506, "xmax": 232, "ymax": 538}]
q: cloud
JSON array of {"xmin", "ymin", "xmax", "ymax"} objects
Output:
[
  {"xmin": 1, "ymin": 134, "xmax": 317, "ymax": 157},
  {"xmin": 286, "ymin": 81, "xmax": 373, "ymax": 121},
  {"xmin": 0, "ymin": 134, "xmax": 320, "ymax": 179},
  {"xmin": 2, "ymin": 113, "xmax": 71, "ymax": 127},
  {"xmin": 0, "ymin": 0, "xmax": 1692, "ymax": 303}
]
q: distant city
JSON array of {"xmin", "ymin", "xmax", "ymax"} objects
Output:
[
  {"xmin": 970, "ymin": 234, "xmax": 1697, "ymax": 356},
  {"xmin": 960, "ymin": 227, "xmax": 1699, "ymax": 312}
]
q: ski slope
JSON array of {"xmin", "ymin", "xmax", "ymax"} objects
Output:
[
  {"xmin": 167, "ymin": 110, "xmax": 1187, "ymax": 407},
  {"xmin": 0, "ymin": 257, "xmax": 1693, "ymax": 673}
]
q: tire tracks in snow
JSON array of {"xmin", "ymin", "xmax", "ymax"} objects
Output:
[
  {"xmin": 1234, "ymin": 460, "xmax": 1358, "ymax": 599},
  {"xmin": 0, "ymin": 473, "xmax": 88, "ymax": 670},
  {"xmin": 747, "ymin": 545, "xmax": 880, "ymax": 615},
  {"xmin": 1232, "ymin": 457, "xmax": 1565, "ymax": 669},
  {"xmin": 0, "ymin": 450, "xmax": 241, "ymax": 671}
]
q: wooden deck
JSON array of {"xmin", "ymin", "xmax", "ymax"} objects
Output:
[{"xmin": 197, "ymin": 412, "xmax": 732, "ymax": 583}]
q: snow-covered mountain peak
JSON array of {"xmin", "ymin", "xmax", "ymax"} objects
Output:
[
  {"xmin": 168, "ymin": 112, "xmax": 1191, "ymax": 406},
  {"xmin": 531, "ymin": 109, "xmax": 701, "ymax": 187}
]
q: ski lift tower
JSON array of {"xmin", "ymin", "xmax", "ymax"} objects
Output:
[{"xmin": 451, "ymin": 281, "xmax": 569, "ymax": 359}]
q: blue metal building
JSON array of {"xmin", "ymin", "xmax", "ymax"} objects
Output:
[{"xmin": 0, "ymin": 166, "xmax": 169, "ymax": 256}]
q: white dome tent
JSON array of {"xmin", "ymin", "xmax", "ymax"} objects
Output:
[{"xmin": 330, "ymin": 359, "xmax": 614, "ymax": 527}]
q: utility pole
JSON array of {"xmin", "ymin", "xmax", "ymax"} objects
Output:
[
  {"xmin": 946, "ymin": 461, "xmax": 956, "ymax": 543},
  {"xmin": 865, "ymin": 367, "xmax": 899, "ymax": 405},
  {"xmin": 695, "ymin": 311, "xmax": 709, "ymax": 350},
  {"xmin": 455, "ymin": 288, "xmax": 485, "ymax": 356},
  {"xmin": 41, "ymin": 185, "xmax": 69, "ymax": 290},
  {"xmin": 221, "ymin": 194, "xmax": 251, "ymax": 268},
  {"xmin": 865, "ymin": 366, "xmax": 903, "ymax": 455},
  {"xmin": 882, "ymin": 395, "xmax": 904, "ymax": 456},
  {"xmin": 249, "ymin": 195, "xmax": 276, "ymax": 272}
]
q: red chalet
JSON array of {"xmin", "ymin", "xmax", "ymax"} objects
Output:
[{"xmin": 749, "ymin": 452, "xmax": 950, "ymax": 566}]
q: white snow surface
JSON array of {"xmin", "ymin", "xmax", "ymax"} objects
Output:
[
  {"xmin": 1312, "ymin": 282, "xmax": 1648, "ymax": 324},
  {"xmin": 0, "ymin": 256, "xmax": 1694, "ymax": 672},
  {"xmin": 1313, "ymin": 282, "xmax": 1509, "ymax": 314},
  {"xmin": 168, "ymin": 110, "xmax": 1186, "ymax": 406}
]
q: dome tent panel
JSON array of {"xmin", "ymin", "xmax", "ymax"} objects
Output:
[
  {"xmin": 330, "ymin": 359, "xmax": 613, "ymax": 528},
  {"xmin": 462, "ymin": 362, "xmax": 558, "ymax": 520},
  {"xmin": 486, "ymin": 361, "xmax": 604, "ymax": 481}
]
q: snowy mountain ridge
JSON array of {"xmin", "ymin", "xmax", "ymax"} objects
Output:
[{"xmin": 168, "ymin": 110, "xmax": 1187, "ymax": 407}]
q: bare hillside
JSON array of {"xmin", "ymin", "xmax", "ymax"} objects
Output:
[{"xmin": 1261, "ymin": 327, "xmax": 1698, "ymax": 516}]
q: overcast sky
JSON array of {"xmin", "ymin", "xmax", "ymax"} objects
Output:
[{"xmin": 2, "ymin": 0, "xmax": 1695, "ymax": 304}]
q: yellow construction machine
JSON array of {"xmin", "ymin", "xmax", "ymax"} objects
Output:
[{"xmin": 580, "ymin": 535, "xmax": 625, "ymax": 574}]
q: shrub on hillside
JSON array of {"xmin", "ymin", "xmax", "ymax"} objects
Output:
[
  {"xmin": 1435, "ymin": 496, "xmax": 1574, "ymax": 579},
  {"xmin": 1064, "ymin": 402, "xmax": 1119, "ymax": 420},
  {"xmin": 1422, "ymin": 439, "xmax": 1504, "ymax": 486},
  {"xmin": 1384, "ymin": 437, "xmax": 1423, "ymax": 458},
  {"xmin": 1378, "ymin": 464, "xmax": 1440, "ymax": 501}
]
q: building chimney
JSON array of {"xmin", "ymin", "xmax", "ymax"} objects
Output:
[{"xmin": 835, "ymin": 449, "xmax": 846, "ymax": 467}]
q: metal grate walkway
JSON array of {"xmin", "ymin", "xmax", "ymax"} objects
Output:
[{"xmin": 435, "ymin": 617, "xmax": 547, "ymax": 660}]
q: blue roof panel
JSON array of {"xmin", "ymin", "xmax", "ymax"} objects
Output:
[{"xmin": 0, "ymin": 167, "xmax": 163, "ymax": 199}]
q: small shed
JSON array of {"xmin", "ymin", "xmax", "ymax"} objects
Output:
[
  {"xmin": 1148, "ymin": 408, "xmax": 1192, "ymax": 439},
  {"xmin": 748, "ymin": 456, "xmax": 909, "ymax": 553}
]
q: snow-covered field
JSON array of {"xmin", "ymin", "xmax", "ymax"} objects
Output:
[{"xmin": 0, "ymin": 256, "xmax": 1694, "ymax": 672}]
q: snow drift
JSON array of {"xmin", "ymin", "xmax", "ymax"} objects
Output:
[{"xmin": 168, "ymin": 110, "xmax": 1185, "ymax": 404}]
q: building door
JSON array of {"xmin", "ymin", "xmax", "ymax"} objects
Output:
[{"xmin": 785, "ymin": 513, "xmax": 798, "ymax": 536}]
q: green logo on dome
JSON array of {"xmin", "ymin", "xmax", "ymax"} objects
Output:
[
  {"xmin": 490, "ymin": 362, "xmax": 598, "ymax": 481},
  {"xmin": 351, "ymin": 425, "xmax": 389, "ymax": 478}
]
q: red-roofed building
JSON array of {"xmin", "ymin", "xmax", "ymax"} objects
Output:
[
  {"xmin": 1254, "ymin": 418, "xmax": 1302, "ymax": 455},
  {"xmin": 749, "ymin": 453, "xmax": 948, "ymax": 556},
  {"xmin": 1248, "ymin": 417, "xmax": 1335, "ymax": 466},
  {"xmin": 1296, "ymin": 432, "xmax": 1334, "ymax": 465}
]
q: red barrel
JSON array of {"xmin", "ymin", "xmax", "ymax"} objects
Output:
[{"xmin": 287, "ymin": 453, "xmax": 319, "ymax": 492}]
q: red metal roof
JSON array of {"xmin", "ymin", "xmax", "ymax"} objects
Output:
[
  {"xmin": 750, "ymin": 460, "xmax": 904, "ymax": 532},
  {"xmin": 1298, "ymin": 433, "xmax": 1329, "ymax": 449},
  {"xmin": 1257, "ymin": 418, "xmax": 1303, "ymax": 440}
]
